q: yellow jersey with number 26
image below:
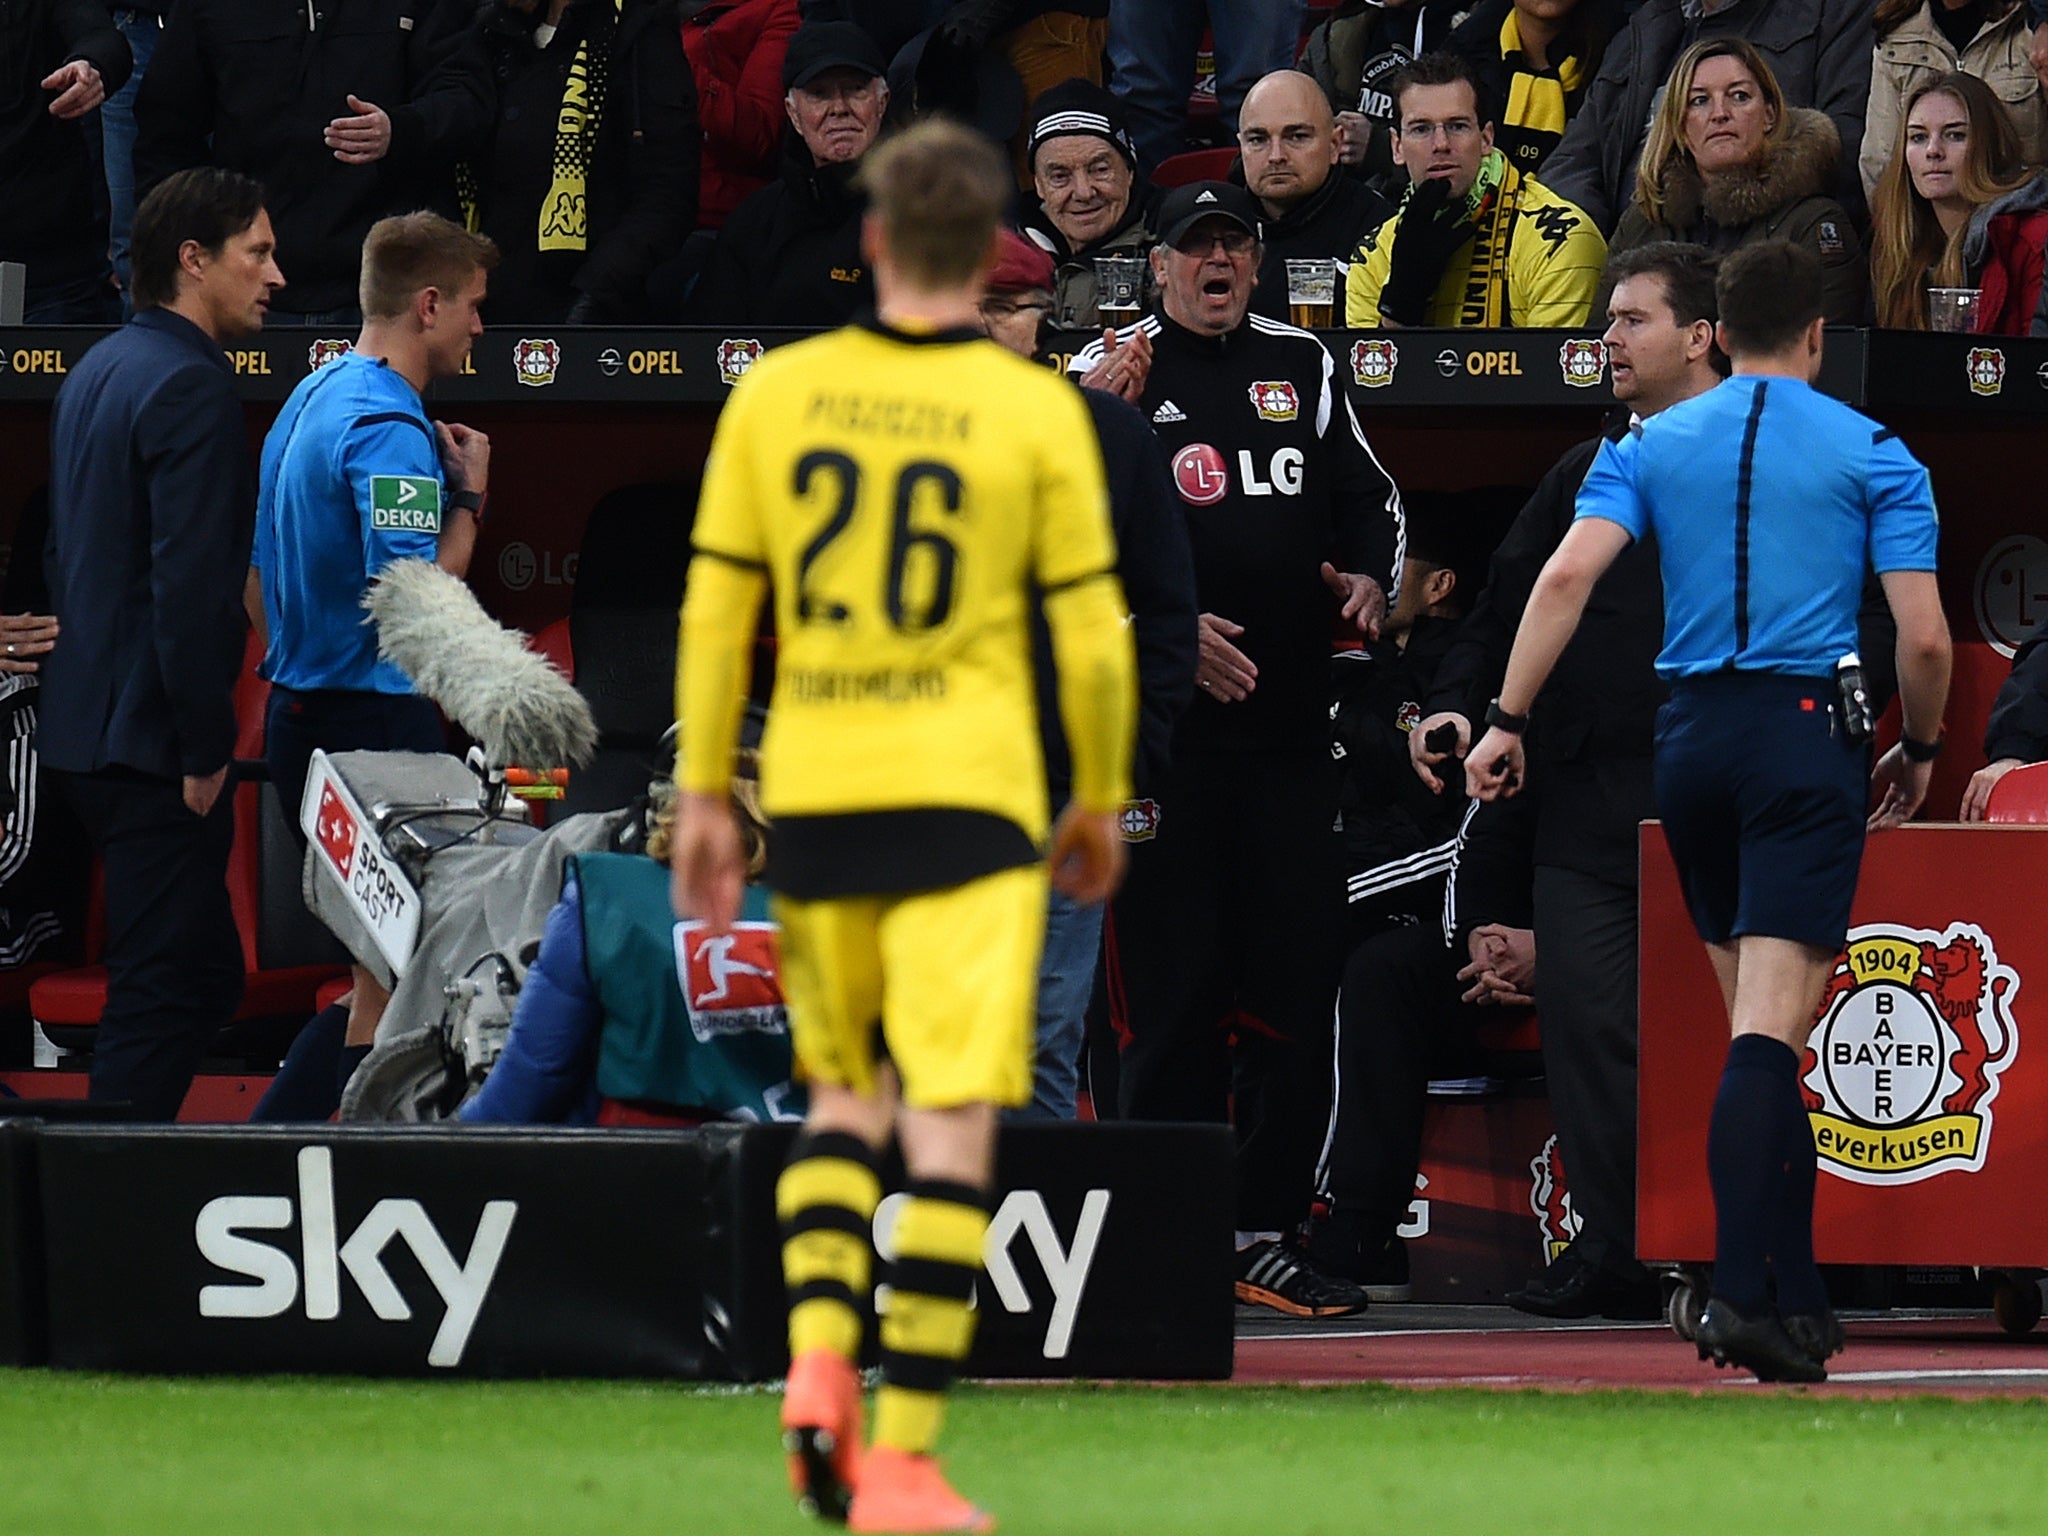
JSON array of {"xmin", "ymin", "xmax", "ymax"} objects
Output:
[{"xmin": 678, "ymin": 319, "xmax": 1136, "ymax": 894}]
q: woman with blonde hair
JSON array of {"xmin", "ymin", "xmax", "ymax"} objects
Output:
[
  {"xmin": 1604, "ymin": 37, "xmax": 1866, "ymax": 320},
  {"xmin": 1859, "ymin": 0, "xmax": 2047, "ymax": 201},
  {"xmin": 1870, "ymin": 71, "xmax": 2048, "ymax": 332}
]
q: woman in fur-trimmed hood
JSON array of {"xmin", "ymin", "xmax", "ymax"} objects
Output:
[{"xmin": 1605, "ymin": 36, "xmax": 1866, "ymax": 320}]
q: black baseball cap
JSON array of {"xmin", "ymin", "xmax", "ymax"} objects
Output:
[
  {"xmin": 781, "ymin": 21, "xmax": 887, "ymax": 92},
  {"xmin": 1157, "ymin": 181, "xmax": 1263, "ymax": 247}
]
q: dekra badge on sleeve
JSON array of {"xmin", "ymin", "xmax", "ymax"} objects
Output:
[{"xmin": 370, "ymin": 475, "xmax": 442, "ymax": 533}]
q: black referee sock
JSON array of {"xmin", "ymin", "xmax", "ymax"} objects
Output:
[
  {"xmin": 1706, "ymin": 1033, "xmax": 1802, "ymax": 1316},
  {"xmin": 1772, "ymin": 1081, "xmax": 1828, "ymax": 1316}
]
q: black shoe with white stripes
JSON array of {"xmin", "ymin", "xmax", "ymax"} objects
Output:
[{"xmin": 1234, "ymin": 1238, "xmax": 1370, "ymax": 1318}]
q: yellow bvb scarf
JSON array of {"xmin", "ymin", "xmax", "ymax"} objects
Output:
[{"xmin": 537, "ymin": 0, "xmax": 622, "ymax": 253}]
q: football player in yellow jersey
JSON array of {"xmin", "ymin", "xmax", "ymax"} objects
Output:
[{"xmin": 671, "ymin": 118, "xmax": 1138, "ymax": 1535}]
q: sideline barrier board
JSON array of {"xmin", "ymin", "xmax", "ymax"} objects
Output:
[
  {"xmin": 16, "ymin": 1122, "xmax": 1235, "ymax": 1380},
  {"xmin": 1638, "ymin": 823, "xmax": 2048, "ymax": 1267},
  {"xmin": 696, "ymin": 1122, "xmax": 1236, "ymax": 1382}
]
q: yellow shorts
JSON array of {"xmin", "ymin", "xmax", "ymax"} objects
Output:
[{"xmin": 771, "ymin": 862, "xmax": 1050, "ymax": 1110}]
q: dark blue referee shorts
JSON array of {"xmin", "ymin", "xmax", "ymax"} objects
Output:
[{"xmin": 1653, "ymin": 672, "xmax": 1869, "ymax": 952}]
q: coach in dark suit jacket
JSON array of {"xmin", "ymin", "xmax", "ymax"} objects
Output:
[{"xmin": 41, "ymin": 168, "xmax": 282, "ymax": 1119}]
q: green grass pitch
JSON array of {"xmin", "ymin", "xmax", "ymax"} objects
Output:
[{"xmin": 6, "ymin": 1373, "xmax": 2048, "ymax": 1534}]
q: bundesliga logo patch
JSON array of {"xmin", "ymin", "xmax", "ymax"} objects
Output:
[
  {"xmin": 674, "ymin": 920, "xmax": 787, "ymax": 1044},
  {"xmin": 368, "ymin": 475, "xmax": 442, "ymax": 533},
  {"xmin": 1248, "ymin": 380, "xmax": 1299, "ymax": 421},
  {"xmin": 1801, "ymin": 922, "xmax": 2020, "ymax": 1184}
]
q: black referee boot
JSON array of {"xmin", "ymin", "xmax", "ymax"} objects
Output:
[
  {"xmin": 1696, "ymin": 1299, "xmax": 1826, "ymax": 1383},
  {"xmin": 1782, "ymin": 1308, "xmax": 1847, "ymax": 1366}
]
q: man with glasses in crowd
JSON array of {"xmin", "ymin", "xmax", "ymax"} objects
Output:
[
  {"xmin": 1073, "ymin": 181, "xmax": 1405, "ymax": 1316},
  {"xmin": 1345, "ymin": 51, "xmax": 1604, "ymax": 328}
]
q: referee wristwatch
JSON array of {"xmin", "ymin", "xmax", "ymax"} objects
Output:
[
  {"xmin": 1900, "ymin": 732, "xmax": 1942, "ymax": 763},
  {"xmin": 1485, "ymin": 698, "xmax": 1529, "ymax": 735}
]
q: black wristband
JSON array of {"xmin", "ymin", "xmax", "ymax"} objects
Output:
[
  {"xmin": 1900, "ymin": 733, "xmax": 1942, "ymax": 763},
  {"xmin": 451, "ymin": 489, "xmax": 487, "ymax": 522},
  {"xmin": 1485, "ymin": 698, "xmax": 1528, "ymax": 734}
]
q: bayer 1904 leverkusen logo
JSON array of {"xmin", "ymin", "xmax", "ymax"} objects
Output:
[
  {"xmin": 1801, "ymin": 922, "xmax": 2021, "ymax": 1185},
  {"xmin": 1527, "ymin": 1133, "xmax": 1580, "ymax": 1263}
]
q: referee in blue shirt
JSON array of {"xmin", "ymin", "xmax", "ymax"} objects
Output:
[
  {"xmin": 1466, "ymin": 241, "xmax": 1953, "ymax": 1383},
  {"xmin": 252, "ymin": 211, "xmax": 497, "ymax": 1102}
]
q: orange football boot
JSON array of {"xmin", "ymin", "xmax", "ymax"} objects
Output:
[
  {"xmin": 781, "ymin": 1349, "xmax": 864, "ymax": 1522},
  {"xmin": 845, "ymin": 1447, "xmax": 995, "ymax": 1534}
]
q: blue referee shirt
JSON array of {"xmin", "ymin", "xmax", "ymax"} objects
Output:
[
  {"xmin": 254, "ymin": 353, "xmax": 445, "ymax": 694},
  {"xmin": 1575, "ymin": 375, "xmax": 1939, "ymax": 680}
]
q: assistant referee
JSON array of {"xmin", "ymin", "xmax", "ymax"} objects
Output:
[{"xmin": 1465, "ymin": 240, "xmax": 1952, "ymax": 1383}]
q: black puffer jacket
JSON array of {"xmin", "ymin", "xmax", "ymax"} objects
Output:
[
  {"xmin": 690, "ymin": 134, "xmax": 869, "ymax": 325},
  {"xmin": 1537, "ymin": 0, "xmax": 1872, "ymax": 233},
  {"xmin": 1, "ymin": 0, "xmax": 131, "ymax": 283},
  {"xmin": 136, "ymin": 0, "xmax": 493, "ymax": 314},
  {"xmin": 473, "ymin": 0, "xmax": 699, "ymax": 323}
]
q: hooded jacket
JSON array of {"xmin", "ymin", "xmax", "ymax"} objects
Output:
[
  {"xmin": 135, "ymin": 0, "xmax": 493, "ymax": 315},
  {"xmin": 1301, "ymin": 0, "xmax": 1471, "ymax": 189},
  {"xmin": 1606, "ymin": 107, "xmax": 1867, "ymax": 321},
  {"xmin": 690, "ymin": 132, "xmax": 869, "ymax": 325},
  {"xmin": 1963, "ymin": 172, "xmax": 2048, "ymax": 336},
  {"xmin": 473, "ymin": 0, "xmax": 699, "ymax": 323},
  {"xmin": 1539, "ymin": 0, "xmax": 1872, "ymax": 233},
  {"xmin": 1859, "ymin": 0, "xmax": 2047, "ymax": 200},
  {"xmin": 1, "ymin": 0, "xmax": 131, "ymax": 285},
  {"xmin": 1021, "ymin": 180, "xmax": 1163, "ymax": 332}
]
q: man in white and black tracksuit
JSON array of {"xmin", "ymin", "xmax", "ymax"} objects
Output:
[{"xmin": 1074, "ymin": 180, "xmax": 1405, "ymax": 1319}]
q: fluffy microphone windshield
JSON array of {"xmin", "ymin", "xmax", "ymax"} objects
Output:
[{"xmin": 365, "ymin": 559, "xmax": 598, "ymax": 770}]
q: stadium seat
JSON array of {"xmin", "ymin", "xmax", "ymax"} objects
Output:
[
  {"xmin": 1153, "ymin": 147, "xmax": 1239, "ymax": 187},
  {"xmin": 1984, "ymin": 761, "xmax": 2048, "ymax": 823},
  {"xmin": 532, "ymin": 617, "xmax": 573, "ymax": 681}
]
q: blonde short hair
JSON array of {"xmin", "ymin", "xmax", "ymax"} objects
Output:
[
  {"xmin": 359, "ymin": 212, "xmax": 500, "ymax": 321},
  {"xmin": 856, "ymin": 118, "xmax": 1011, "ymax": 288}
]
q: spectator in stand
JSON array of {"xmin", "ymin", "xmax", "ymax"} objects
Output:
[
  {"xmin": 2035, "ymin": 0, "xmax": 2048, "ymax": 88},
  {"xmin": 1861, "ymin": 0, "xmax": 2046, "ymax": 201},
  {"xmin": 469, "ymin": 0, "xmax": 699, "ymax": 324},
  {"xmin": 1020, "ymin": 78, "xmax": 1163, "ymax": 330},
  {"xmin": 1870, "ymin": 72, "xmax": 2048, "ymax": 332},
  {"xmin": 690, "ymin": 20, "xmax": 884, "ymax": 324},
  {"xmin": 684, "ymin": 0, "xmax": 801, "ymax": 232},
  {"xmin": 1237, "ymin": 69, "xmax": 1395, "ymax": 323},
  {"xmin": 2, "ymin": 0, "xmax": 130, "ymax": 322},
  {"xmin": 42, "ymin": 170, "xmax": 282, "ymax": 1121},
  {"xmin": 1538, "ymin": 0, "xmax": 1871, "ymax": 234},
  {"xmin": 1444, "ymin": 0, "xmax": 1625, "ymax": 178},
  {"xmin": 1603, "ymin": 39, "xmax": 1866, "ymax": 322},
  {"xmin": 99, "ymin": 0, "xmax": 163, "ymax": 312},
  {"xmin": 1107, "ymin": 0, "xmax": 1309, "ymax": 171},
  {"xmin": 135, "ymin": 0, "xmax": 491, "ymax": 326},
  {"xmin": 1304, "ymin": 0, "xmax": 1471, "ymax": 192},
  {"xmin": 1344, "ymin": 52, "xmax": 1606, "ymax": 328},
  {"xmin": 1963, "ymin": 623, "xmax": 2048, "ymax": 818},
  {"xmin": 978, "ymin": 231, "xmax": 1198, "ymax": 1120}
]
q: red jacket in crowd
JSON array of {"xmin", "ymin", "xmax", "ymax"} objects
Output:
[{"xmin": 682, "ymin": 0, "xmax": 802, "ymax": 230}]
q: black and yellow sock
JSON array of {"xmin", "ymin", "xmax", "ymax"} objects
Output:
[
  {"xmin": 777, "ymin": 1131, "xmax": 883, "ymax": 1362},
  {"xmin": 875, "ymin": 1179, "xmax": 990, "ymax": 1456}
]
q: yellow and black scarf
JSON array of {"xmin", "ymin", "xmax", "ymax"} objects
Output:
[
  {"xmin": 1454, "ymin": 151, "xmax": 1523, "ymax": 328},
  {"xmin": 458, "ymin": 0, "xmax": 623, "ymax": 252},
  {"xmin": 1495, "ymin": 11, "xmax": 1586, "ymax": 175}
]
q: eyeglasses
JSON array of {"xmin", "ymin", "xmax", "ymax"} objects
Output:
[
  {"xmin": 981, "ymin": 296, "xmax": 1053, "ymax": 319},
  {"xmin": 1171, "ymin": 228, "xmax": 1257, "ymax": 258},
  {"xmin": 1398, "ymin": 117, "xmax": 1480, "ymax": 144}
]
